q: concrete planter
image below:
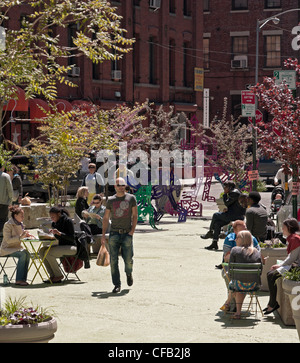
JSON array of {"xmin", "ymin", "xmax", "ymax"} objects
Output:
[
  {"xmin": 276, "ymin": 277, "xmax": 295, "ymax": 326},
  {"xmin": 260, "ymin": 247, "xmax": 287, "ymax": 291},
  {"xmin": 0, "ymin": 317, "xmax": 57, "ymax": 343},
  {"xmin": 282, "ymin": 278, "xmax": 300, "ymax": 340},
  {"xmin": 20, "ymin": 204, "xmax": 48, "ymax": 229}
]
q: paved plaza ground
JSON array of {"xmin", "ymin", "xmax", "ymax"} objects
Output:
[{"xmin": 1, "ymin": 186, "xmax": 299, "ymax": 345}]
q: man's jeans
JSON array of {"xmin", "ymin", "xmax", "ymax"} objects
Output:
[
  {"xmin": 108, "ymin": 231, "xmax": 133, "ymax": 287},
  {"xmin": 6, "ymin": 250, "xmax": 30, "ymax": 282}
]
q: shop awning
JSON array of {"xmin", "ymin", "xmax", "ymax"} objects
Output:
[
  {"xmin": 3, "ymin": 87, "xmax": 29, "ymax": 112},
  {"xmin": 71, "ymin": 100, "xmax": 94, "ymax": 115},
  {"xmin": 53, "ymin": 99, "xmax": 73, "ymax": 113},
  {"xmin": 29, "ymin": 99, "xmax": 50, "ymax": 121}
]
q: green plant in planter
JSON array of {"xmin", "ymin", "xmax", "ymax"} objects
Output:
[
  {"xmin": 259, "ymin": 238, "xmax": 286, "ymax": 249},
  {"xmin": 284, "ymin": 268, "xmax": 300, "ymax": 281},
  {"xmin": 0, "ymin": 297, "xmax": 54, "ymax": 326}
]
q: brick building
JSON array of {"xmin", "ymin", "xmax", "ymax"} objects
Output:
[
  {"xmin": 203, "ymin": 0, "xmax": 300, "ymax": 123},
  {"xmin": 3, "ymin": 0, "xmax": 203, "ymax": 147}
]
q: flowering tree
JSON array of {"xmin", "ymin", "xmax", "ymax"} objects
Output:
[
  {"xmin": 252, "ymin": 58, "xmax": 300, "ymax": 217},
  {"xmin": 188, "ymin": 97, "xmax": 253, "ymax": 190}
]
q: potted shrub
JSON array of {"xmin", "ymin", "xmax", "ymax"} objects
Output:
[
  {"xmin": 259, "ymin": 239, "xmax": 287, "ymax": 291},
  {"xmin": 0, "ymin": 297, "xmax": 57, "ymax": 343},
  {"xmin": 282, "ymin": 268, "xmax": 300, "ymax": 340}
]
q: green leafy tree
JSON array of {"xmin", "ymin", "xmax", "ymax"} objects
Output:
[
  {"xmin": 17, "ymin": 106, "xmax": 115, "ymax": 205},
  {"xmin": 0, "ymin": 0, "xmax": 135, "ymax": 140}
]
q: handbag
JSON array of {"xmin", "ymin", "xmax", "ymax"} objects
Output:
[{"xmin": 96, "ymin": 244, "xmax": 110, "ymax": 267}]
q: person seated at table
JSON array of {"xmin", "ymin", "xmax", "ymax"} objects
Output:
[
  {"xmin": 264, "ymin": 218, "xmax": 300, "ymax": 315},
  {"xmin": 81, "ymin": 194, "xmax": 107, "ymax": 236},
  {"xmin": 75, "ymin": 186, "xmax": 89, "ymax": 219},
  {"xmin": 39, "ymin": 207, "xmax": 77, "ymax": 283},
  {"xmin": 0, "ymin": 206, "xmax": 33, "ymax": 286},
  {"xmin": 220, "ymin": 230, "xmax": 262, "ymax": 319}
]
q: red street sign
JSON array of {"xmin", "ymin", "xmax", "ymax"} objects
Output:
[
  {"xmin": 248, "ymin": 109, "xmax": 263, "ymax": 124},
  {"xmin": 241, "ymin": 91, "xmax": 255, "ymax": 104}
]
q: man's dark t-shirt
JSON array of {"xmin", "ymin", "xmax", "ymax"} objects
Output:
[{"xmin": 106, "ymin": 193, "xmax": 137, "ymax": 231}]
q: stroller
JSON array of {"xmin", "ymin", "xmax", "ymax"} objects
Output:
[{"xmin": 269, "ymin": 186, "xmax": 285, "ymax": 219}]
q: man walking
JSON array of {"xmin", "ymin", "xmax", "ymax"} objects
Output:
[
  {"xmin": 0, "ymin": 162, "xmax": 13, "ymax": 242},
  {"xmin": 101, "ymin": 177, "xmax": 138, "ymax": 293}
]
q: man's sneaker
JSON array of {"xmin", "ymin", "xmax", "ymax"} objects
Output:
[
  {"xmin": 127, "ymin": 273, "xmax": 133, "ymax": 286},
  {"xmin": 200, "ymin": 230, "xmax": 214, "ymax": 239},
  {"xmin": 112, "ymin": 285, "xmax": 121, "ymax": 293}
]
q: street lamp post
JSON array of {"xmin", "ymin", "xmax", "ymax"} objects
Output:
[{"xmin": 252, "ymin": 8, "xmax": 300, "ymax": 191}]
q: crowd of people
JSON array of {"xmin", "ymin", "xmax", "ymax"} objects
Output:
[
  {"xmin": 200, "ymin": 179, "xmax": 300, "ymax": 319},
  {"xmin": 0, "ymin": 160, "xmax": 137, "ymax": 292},
  {"xmin": 1, "ymin": 159, "xmax": 300, "ymax": 318}
]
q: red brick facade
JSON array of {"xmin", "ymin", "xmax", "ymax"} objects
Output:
[
  {"xmin": 204, "ymin": 0, "xmax": 300, "ymax": 122},
  {"xmin": 3, "ymin": 0, "xmax": 204, "ymax": 146}
]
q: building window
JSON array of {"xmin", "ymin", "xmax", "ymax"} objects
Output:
[
  {"xmin": 183, "ymin": 42, "xmax": 193, "ymax": 87},
  {"xmin": 265, "ymin": 35, "xmax": 281, "ymax": 68},
  {"xmin": 232, "ymin": 36, "xmax": 248, "ymax": 57},
  {"xmin": 169, "ymin": 39, "xmax": 176, "ymax": 86},
  {"xmin": 149, "ymin": 36, "xmax": 157, "ymax": 84},
  {"xmin": 169, "ymin": 0, "xmax": 176, "ymax": 14},
  {"xmin": 133, "ymin": 33, "xmax": 140, "ymax": 83},
  {"xmin": 232, "ymin": 0, "xmax": 248, "ymax": 10},
  {"xmin": 265, "ymin": 0, "xmax": 281, "ymax": 8},
  {"xmin": 203, "ymin": 38, "xmax": 210, "ymax": 69},
  {"xmin": 68, "ymin": 23, "xmax": 79, "ymax": 67},
  {"xmin": 203, "ymin": 0, "xmax": 210, "ymax": 12},
  {"xmin": 183, "ymin": 0, "xmax": 191, "ymax": 17}
]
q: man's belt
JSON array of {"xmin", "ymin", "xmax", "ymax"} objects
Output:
[{"xmin": 111, "ymin": 229, "xmax": 130, "ymax": 234}]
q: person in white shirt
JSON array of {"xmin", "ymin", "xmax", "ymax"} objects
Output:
[
  {"xmin": 274, "ymin": 165, "xmax": 292, "ymax": 191},
  {"xmin": 82, "ymin": 163, "xmax": 104, "ymax": 204}
]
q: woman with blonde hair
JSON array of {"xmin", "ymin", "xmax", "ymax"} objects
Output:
[
  {"xmin": 220, "ymin": 230, "xmax": 262, "ymax": 318},
  {"xmin": 75, "ymin": 186, "xmax": 89, "ymax": 218}
]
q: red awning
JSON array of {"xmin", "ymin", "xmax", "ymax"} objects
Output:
[
  {"xmin": 3, "ymin": 87, "xmax": 29, "ymax": 112},
  {"xmin": 29, "ymin": 99, "xmax": 50, "ymax": 121},
  {"xmin": 53, "ymin": 99, "xmax": 73, "ymax": 113},
  {"xmin": 71, "ymin": 100, "xmax": 94, "ymax": 115}
]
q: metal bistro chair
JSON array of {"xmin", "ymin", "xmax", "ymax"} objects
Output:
[
  {"xmin": 0, "ymin": 256, "xmax": 18, "ymax": 284},
  {"xmin": 228, "ymin": 262, "xmax": 264, "ymax": 318}
]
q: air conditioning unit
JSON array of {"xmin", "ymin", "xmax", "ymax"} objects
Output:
[
  {"xmin": 68, "ymin": 66, "xmax": 80, "ymax": 77},
  {"xmin": 231, "ymin": 55, "xmax": 248, "ymax": 69},
  {"xmin": 111, "ymin": 70, "xmax": 122, "ymax": 81},
  {"xmin": 149, "ymin": 0, "xmax": 161, "ymax": 9}
]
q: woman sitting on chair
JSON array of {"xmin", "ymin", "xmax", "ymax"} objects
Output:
[
  {"xmin": 264, "ymin": 218, "xmax": 300, "ymax": 315},
  {"xmin": 0, "ymin": 206, "xmax": 33, "ymax": 286},
  {"xmin": 220, "ymin": 230, "xmax": 262, "ymax": 319},
  {"xmin": 39, "ymin": 207, "xmax": 77, "ymax": 283}
]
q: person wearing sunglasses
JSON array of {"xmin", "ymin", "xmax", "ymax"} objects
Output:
[
  {"xmin": 82, "ymin": 194, "xmax": 107, "ymax": 236},
  {"xmin": 82, "ymin": 163, "xmax": 104, "ymax": 204},
  {"xmin": 101, "ymin": 177, "xmax": 138, "ymax": 293}
]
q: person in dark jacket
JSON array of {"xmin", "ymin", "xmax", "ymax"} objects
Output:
[
  {"xmin": 39, "ymin": 207, "xmax": 77, "ymax": 283},
  {"xmin": 75, "ymin": 186, "xmax": 89, "ymax": 218},
  {"xmin": 245, "ymin": 191, "xmax": 268, "ymax": 242},
  {"xmin": 201, "ymin": 181, "xmax": 246, "ymax": 250}
]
